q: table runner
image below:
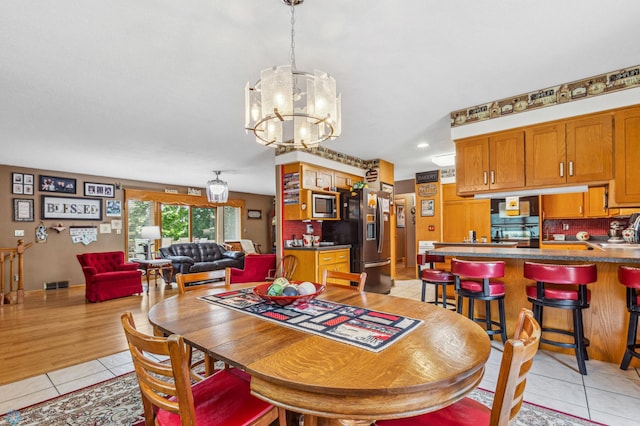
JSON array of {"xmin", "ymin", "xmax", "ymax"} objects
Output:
[{"xmin": 198, "ymin": 288, "xmax": 422, "ymax": 352}]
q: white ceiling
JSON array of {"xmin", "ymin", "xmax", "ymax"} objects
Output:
[{"xmin": 1, "ymin": 1, "xmax": 639, "ymax": 196}]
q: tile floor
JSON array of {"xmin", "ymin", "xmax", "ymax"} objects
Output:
[{"xmin": 1, "ymin": 280, "xmax": 639, "ymax": 425}]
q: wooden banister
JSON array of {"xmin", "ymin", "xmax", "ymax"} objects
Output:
[{"xmin": 0, "ymin": 239, "xmax": 34, "ymax": 305}]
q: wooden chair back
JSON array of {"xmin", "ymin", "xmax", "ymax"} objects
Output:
[
  {"xmin": 490, "ymin": 308, "xmax": 541, "ymax": 425},
  {"xmin": 322, "ymin": 269, "xmax": 367, "ymax": 292},
  {"xmin": 176, "ymin": 271, "xmax": 226, "ymax": 294},
  {"xmin": 121, "ymin": 311, "xmax": 198, "ymax": 425},
  {"xmin": 267, "ymin": 255, "xmax": 298, "ymax": 281}
]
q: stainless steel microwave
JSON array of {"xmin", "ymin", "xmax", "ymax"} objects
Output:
[{"xmin": 312, "ymin": 192, "xmax": 338, "ymax": 218}]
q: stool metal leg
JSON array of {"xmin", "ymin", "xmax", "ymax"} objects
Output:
[
  {"xmin": 621, "ymin": 311, "xmax": 639, "ymax": 370},
  {"xmin": 573, "ymin": 309, "xmax": 588, "ymax": 375},
  {"xmin": 485, "ymin": 300, "xmax": 493, "ymax": 337},
  {"xmin": 498, "ymin": 298, "xmax": 507, "ymax": 343},
  {"xmin": 420, "ymin": 280, "xmax": 427, "ymax": 302}
]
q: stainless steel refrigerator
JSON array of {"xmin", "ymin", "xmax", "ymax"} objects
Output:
[{"xmin": 322, "ymin": 188, "xmax": 393, "ymax": 294}]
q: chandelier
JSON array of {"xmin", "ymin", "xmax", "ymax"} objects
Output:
[
  {"xmin": 245, "ymin": 0, "xmax": 341, "ymax": 148},
  {"xmin": 206, "ymin": 171, "xmax": 229, "ymax": 203}
]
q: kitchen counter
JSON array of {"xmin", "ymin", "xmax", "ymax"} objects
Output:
[
  {"xmin": 434, "ymin": 242, "xmax": 518, "ymax": 248},
  {"xmin": 284, "ymin": 244, "xmax": 351, "ymax": 251},
  {"xmin": 429, "ymin": 245, "xmax": 640, "ymax": 366}
]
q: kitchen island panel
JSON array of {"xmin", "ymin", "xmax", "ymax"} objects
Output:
[{"xmin": 430, "ymin": 246, "xmax": 636, "ymax": 366}]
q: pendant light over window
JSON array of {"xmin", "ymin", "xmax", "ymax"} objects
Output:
[
  {"xmin": 206, "ymin": 171, "xmax": 229, "ymax": 203},
  {"xmin": 245, "ymin": 0, "xmax": 341, "ymax": 149}
]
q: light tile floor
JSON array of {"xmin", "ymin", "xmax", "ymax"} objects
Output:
[{"xmin": 1, "ymin": 280, "xmax": 639, "ymax": 425}]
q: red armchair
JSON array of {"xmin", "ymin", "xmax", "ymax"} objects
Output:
[
  {"xmin": 225, "ymin": 254, "xmax": 276, "ymax": 285},
  {"xmin": 77, "ymin": 251, "xmax": 143, "ymax": 302}
]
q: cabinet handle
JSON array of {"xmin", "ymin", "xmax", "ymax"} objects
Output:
[
  {"xmin": 490, "ymin": 170, "xmax": 495, "ymax": 184},
  {"xmin": 569, "ymin": 161, "xmax": 574, "ymax": 177},
  {"xmin": 559, "ymin": 162, "xmax": 564, "ymax": 177},
  {"xmin": 483, "ymin": 171, "xmax": 488, "ymax": 185},
  {"xmin": 579, "ymin": 206, "xmax": 583, "ymax": 215}
]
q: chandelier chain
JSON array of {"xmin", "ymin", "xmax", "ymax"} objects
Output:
[{"xmin": 289, "ymin": 0, "xmax": 296, "ymax": 72}]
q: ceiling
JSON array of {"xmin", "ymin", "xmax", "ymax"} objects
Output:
[{"xmin": 1, "ymin": 1, "xmax": 639, "ymax": 196}]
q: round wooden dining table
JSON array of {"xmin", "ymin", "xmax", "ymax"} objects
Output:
[{"xmin": 148, "ymin": 283, "xmax": 491, "ymax": 425}]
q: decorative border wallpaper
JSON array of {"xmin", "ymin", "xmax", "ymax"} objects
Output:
[
  {"xmin": 275, "ymin": 145, "xmax": 378, "ymax": 170},
  {"xmin": 450, "ymin": 64, "xmax": 640, "ymax": 127}
]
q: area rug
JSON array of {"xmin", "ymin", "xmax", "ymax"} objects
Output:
[{"xmin": 0, "ymin": 371, "xmax": 604, "ymax": 426}]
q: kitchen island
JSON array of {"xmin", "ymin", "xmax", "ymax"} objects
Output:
[
  {"xmin": 429, "ymin": 246, "xmax": 640, "ymax": 366},
  {"xmin": 284, "ymin": 245, "xmax": 351, "ymax": 285}
]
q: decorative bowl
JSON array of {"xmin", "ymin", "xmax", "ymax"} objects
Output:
[{"xmin": 253, "ymin": 282, "xmax": 325, "ymax": 306}]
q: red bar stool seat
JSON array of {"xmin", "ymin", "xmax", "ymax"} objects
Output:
[
  {"xmin": 452, "ymin": 258, "xmax": 507, "ymax": 342},
  {"xmin": 618, "ymin": 265, "xmax": 640, "ymax": 370},
  {"xmin": 523, "ymin": 261, "xmax": 597, "ymax": 375},
  {"xmin": 417, "ymin": 253, "xmax": 455, "ymax": 309}
]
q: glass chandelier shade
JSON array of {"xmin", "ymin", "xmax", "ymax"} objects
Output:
[
  {"xmin": 206, "ymin": 171, "xmax": 229, "ymax": 203},
  {"xmin": 244, "ymin": 2, "xmax": 341, "ymax": 149}
]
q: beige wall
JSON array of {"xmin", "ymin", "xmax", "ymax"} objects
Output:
[{"xmin": 1, "ymin": 164, "xmax": 274, "ymax": 292}]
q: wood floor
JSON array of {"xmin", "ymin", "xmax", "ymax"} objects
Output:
[
  {"xmin": 0, "ymin": 268, "xmax": 419, "ymax": 386},
  {"xmin": 0, "ymin": 283, "xmax": 179, "ymax": 385}
]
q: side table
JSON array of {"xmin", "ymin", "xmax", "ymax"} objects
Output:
[{"xmin": 134, "ymin": 259, "xmax": 174, "ymax": 291}]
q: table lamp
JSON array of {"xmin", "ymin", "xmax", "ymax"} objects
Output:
[{"xmin": 140, "ymin": 226, "xmax": 161, "ymax": 259}]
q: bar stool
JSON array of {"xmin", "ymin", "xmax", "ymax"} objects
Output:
[
  {"xmin": 523, "ymin": 262, "xmax": 597, "ymax": 375},
  {"xmin": 452, "ymin": 258, "xmax": 507, "ymax": 342},
  {"xmin": 618, "ymin": 265, "xmax": 640, "ymax": 370},
  {"xmin": 417, "ymin": 253, "xmax": 455, "ymax": 309}
]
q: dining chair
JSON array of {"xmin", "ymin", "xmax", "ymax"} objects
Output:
[
  {"xmin": 266, "ymin": 254, "xmax": 298, "ymax": 281},
  {"xmin": 176, "ymin": 271, "xmax": 228, "ymax": 377},
  {"xmin": 376, "ymin": 308, "xmax": 541, "ymax": 426},
  {"xmin": 121, "ymin": 311, "xmax": 284, "ymax": 426},
  {"xmin": 322, "ymin": 269, "xmax": 367, "ymax": 291}
]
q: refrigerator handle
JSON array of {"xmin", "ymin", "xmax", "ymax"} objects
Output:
[
  {"xmin": 364, "ymin": 259, "xmax": 391, "ymax": 268},
  {"xmin": 377, "ymin": 200, "xmax": 384, "ymax": 253}
]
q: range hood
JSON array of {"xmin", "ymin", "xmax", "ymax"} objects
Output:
[{"xmin": 474, "ymin": 185, "xmax": 588, "ymax": 200}]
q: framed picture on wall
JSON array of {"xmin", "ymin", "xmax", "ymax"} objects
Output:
[
  {"xmin": 396, "ymin": 200, "xmax": 406, "ymax": 228},
  {"xmin": 12, "ymin": 173, "xmax": 34, "ymax": 195},
  {"xmin": 421, "ymin": 199, "xmax": 435, "ymax": 217},
  {"xmin": 13, "ymin": 198, "xmax": 34, "ymax": 222},
  {"xmin": 41, "ymin": 195, "xmax": 102, "ymax": 220},
  {"xmin": 105, "ymin": 200, "xmax": 122, "ymax": 217},
  {"xmin": 84, "ymin": 182, "xmax": 115, "ymax": 198},
  {"xmin": 39, "ymin": 175, "xmax": 77, "ymax": 193}
]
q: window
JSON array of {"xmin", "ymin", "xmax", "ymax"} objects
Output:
[{"xmin": 124, "ymin": 189, "xmax": 245, "ymax": 256}]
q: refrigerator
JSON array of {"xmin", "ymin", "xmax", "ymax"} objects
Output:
[{"xmin": 322, "ymin": 188, "xmax": 393, "ymax": 294}]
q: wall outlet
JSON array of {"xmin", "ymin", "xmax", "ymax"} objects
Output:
[
  {"xmin": 562, "ymin": 223, "xmax": 569, "ymax": 231},
  {"xmin": 14, "ymin": 274, "xmax": 19, "ymax": 282},
  {"xmin": 14, "ymin": 229, "xmax": 24, "ymax": 237}
]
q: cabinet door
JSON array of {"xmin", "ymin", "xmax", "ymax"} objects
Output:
[
  {"xmin": 334, "ymin": 172, "xmax": 355, "ymax": 190},
  {"xmin": 525, "ymin": 123, "xmax": 566, "ymax": 186},
  {"xmin": 302, "ymin": 166, "xmax": 319, "ymax": 189},
  {"xmin": 489, "ymin": 130, "xmax": 525, "ymax": 190},
  {"xmin": 455, "ymin": 137, "xmax": 490, "ymax": 194},
  {"xmin": 584, "ymin": 186, "xmax": 608, "ymax": 217},
  {"xmin": 442, "ymin": 199, "xmax": 490, "ymax": 242},
  {"xmin": 542, "ymin": 193, "xmax": 584, "ymax": 218},
  {"xmin": 614, "ymin": 106, "xmax": 640, "ymax": 203},
  {"xmin": 566, "ymin": 114, "xmax": 613, "ymax": 183},
  {"xmin": 467, "ymin": 200, "xmax": 491, "ymax": 241}
]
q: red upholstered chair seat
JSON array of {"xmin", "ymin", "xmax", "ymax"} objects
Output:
[
  {"xmin": 525, "ymin": 284, "xmax": 591, "ymax": 302},
  {"xmin": 226, "ymin": 254, "xmax": 277, "ymax": 284},
  {"xmin": 460, "ymin": 279, "xmax": 505, "ymax": 296},
  {"xmin": 421, "ymin": 269, "xmax": 454, "ymax": 283},
  {"xmin": 377, "ymin": 397, "xmax": 491, "ymax": 425},
  {"xmin": 156, "ymin": 369, "xmax": 276, "ymax": 426}
]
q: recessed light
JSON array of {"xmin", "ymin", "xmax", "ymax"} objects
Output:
[{"xmin": 417, "ymin": 142, "xmax": 429, "ymax": 148}]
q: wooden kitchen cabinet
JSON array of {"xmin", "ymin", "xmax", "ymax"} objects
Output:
[
  {"xmin": 442, "ymin": 197, "xmax": 491, "ymax": 242},
  {"xmin": 542, "ymin": 186, "xmax": 616, "ymax": 219},
  {"xmin": 334, "ymin": 171, "xmax": 358, "ymax": 190},
  {"xmin": 455, "ymin": 130, "xmax": 525, "ymax": 195},
  {"xmin": 285, "ymin": 248, "xmax": 351, "ymax": 285},
  {"xmin": 302, "ymin": 164, "xmax": 334, "ymax": 191},
  {"xmin": 614, "ymin": 106, "xmax": 640, "ymax": 204},
  {"xmin": 526, "ymin": 114, "xmax": 612, "ymax": 187}
]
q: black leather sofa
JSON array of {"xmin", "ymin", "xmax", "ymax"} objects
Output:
[{"xmin": 158, "ymin": 242, "xmax": 245, "ymax": 279}]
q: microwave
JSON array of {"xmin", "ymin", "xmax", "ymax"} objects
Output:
[{"xmin": 312, "ymin": 192, "xmax": 338, "ymax": 219}]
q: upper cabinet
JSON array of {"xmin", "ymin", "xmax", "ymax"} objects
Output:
[
  {"xmin": 302, "ymin": 164, "xmax": 334, "ymax": 191},
  {"xmin": 614, "ymin": 106, "xmax": 640, "ymax": 204},
  {"xmin": 541, "ymin": 186, "xmax": 617, "ymax": 219},
  {"xmin": 456, "ymin": 130, "xmax": 525, "ymax": 195},
  {"xmin": 525, "ymin": 114, "xmax": 613, "ymax": 187}
]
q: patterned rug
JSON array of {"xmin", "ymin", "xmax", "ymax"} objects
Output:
[{"xmin": 0, "ymin": 370, "xmax": 603, "ymax": 426}]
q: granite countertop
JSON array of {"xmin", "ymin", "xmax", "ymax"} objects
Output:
[
  {"xmin": 285, "ymin": 244, "xmax": 351, "ymax": 251},
  {"xmin": 429, "ymin": 246, "xmax": 640, "ymax": 264},
  {"xmin": 434, "ymin": 242, "xmax": 518, "ymax": 248}
]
